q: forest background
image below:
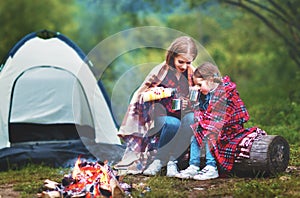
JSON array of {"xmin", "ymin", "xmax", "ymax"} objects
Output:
[{"xmin": 0, "ymin": 0, "xmax": 299, "ymax": 146}]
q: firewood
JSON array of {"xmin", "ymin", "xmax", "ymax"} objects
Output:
[
  {"xmin": 70, "ymin": 193, "xmax": 86, "ymax": 198},
  {"xmin": 41, "ymin": 190, "xmax": 61, "ymax": 198},
  {"xmin": 110, "ymin": 178, "xmax": 125, "ymax": 198},
  {"xmin": 44, "ymin": 183, "xmax": 58, "ymax": 190},
  {"xmin": 44, "ymin": 179, "xmax": 59, "ymax": 185},
  {"xmin": 36, "ymin": 193, "xmax": 43, "ymax": 198},
  {"xmin": 44, "ymin": 179, "xmax": 59, "ymax": 190}
]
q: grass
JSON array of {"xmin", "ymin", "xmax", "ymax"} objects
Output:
[
  {"xmin": 0, "ymin": 145, "xmax": 299, "ymax": 198},
  {"xmin": 0, "ymin": 164, "xmax": 69, "ymax": 197}
]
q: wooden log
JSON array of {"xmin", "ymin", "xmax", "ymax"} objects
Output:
[{"xmin": 233, "ymin": 135, "xmax": 290, "ymax": 177}]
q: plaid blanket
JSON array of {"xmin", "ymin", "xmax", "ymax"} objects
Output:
[{"xmin": 191, "ymin": 76, "xmax": 266, "ymax": 172}]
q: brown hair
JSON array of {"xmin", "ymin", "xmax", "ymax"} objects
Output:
[
  {"xmin": 165, "ymin": 36, "xmax": 198, "ymax": 67},
  {"xmin": 194, "ymin": 62, "xmax": 222, "ymax": 83}
]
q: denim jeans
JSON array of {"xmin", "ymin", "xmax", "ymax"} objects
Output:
[
  {"xmin": 154, "ymin": 112, "xmax": 195, "ymax": 165},
  {"xmin": 155, "ymin": 116, "xmax": 181, "ymax": 149},
  {"xmin": 189, "ymin": 136, "xmax": 216, "ymax": 167}
]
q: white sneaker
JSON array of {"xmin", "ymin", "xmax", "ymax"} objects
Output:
[
  {"xmin": 126, "ymin": 169, "xmax": 143, "ymax": 175},
  {"xmin": 166, "ymin": 161, "xmax": 179, "ymax": 177},
  {"xmin": 143, "ymin": 159, "xmax": 162, "ymax": 176},
  {"xmin": 193, "ymin": 165, "xmax": 219, "ymax": 180},
  {"xmin": 175, "ymin": 165, "xmax": 199, "ymax": 179}
]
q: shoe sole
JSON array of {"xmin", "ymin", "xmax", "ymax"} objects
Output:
[
  {"xmin": 143, "ymin": 172, "xmax": 157, "ymax": 176},
  {"xmin": 127, "ymin": 170, "xmax": 142, "ymax": 175},
  {"xmin": 143, "ymin": 170, "xmax": 162, "ymax": 176},
  {"xmin": 175, "ymin": 174, "xmax": 194, "ymax": 179},
  {"xmin": 193, "ymin": 175, "xmax": 219, "ymax": 180}
]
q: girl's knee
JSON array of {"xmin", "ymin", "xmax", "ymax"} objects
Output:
[{"xmin": 183, "ymin": 112, "xmax": 194, "ymax": 120}]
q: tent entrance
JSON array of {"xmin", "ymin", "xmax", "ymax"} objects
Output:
[
  {"xmin": 9, "ymin": 66, "xmax": 95, "ymax": 144},
  {"xmin": 9, "ymin": 123, "xmax": 95, "ymax": 144}
]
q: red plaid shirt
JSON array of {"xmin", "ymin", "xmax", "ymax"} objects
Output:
[{"xmin": 191, "ymin": 76, "xmax": 257, "ymax": 172}]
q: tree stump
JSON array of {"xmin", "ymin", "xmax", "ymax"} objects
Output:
[{"xmin": 233, "ymin": 135, "xmax": 290, "ymax": 177}]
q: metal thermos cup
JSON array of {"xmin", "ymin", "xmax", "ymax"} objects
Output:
[
  {"xmin": 172, "ymin": 99, "xmax": 181, "ymax": 111},
  {"xmin": 189, "ymin": 89, "xmax": 199, "ymax": 102}
]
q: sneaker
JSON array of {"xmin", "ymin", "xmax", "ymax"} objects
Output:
[
  {"xmin": 166, "ymin": 161, "xmax": 179, "ymax": 177},
  {"xmin": 193, "ymin": 165, "xmax": 219, "ymax": 180},
  {"xmin": 143, "ymin": 159, "xmax": 162, "ymax": 176},
  {"xmin": 175, "ymin": 165, "xmax": 199, "ymax": 179},
  {"xmin": 126, "ymin": 169, "xmax": 143, "ymax": 175}
]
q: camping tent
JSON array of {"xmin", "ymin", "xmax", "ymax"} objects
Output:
[{"xmin": 0, "ymin": 30, "xmax": 123, "ymax": 169}]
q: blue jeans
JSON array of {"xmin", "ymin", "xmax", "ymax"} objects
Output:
[
  {"xmin": 155, "ymin": 116, "xmax": 181, "ymax": 149},
  {"xmin": 190, "ymin": 136, "xmax": 216, "ymax": 167},
  {"xmin": 153, "ymin": 113, "xmax": 195, "ymax": 164}
]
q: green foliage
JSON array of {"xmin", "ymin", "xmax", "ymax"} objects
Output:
[
  {"xmin": 0, "ymin": 0, "xmax": 79, "ymax": 62},
  {"xmin": 289, "ymin": 145, "xmax": 300, "ymax": 166}
]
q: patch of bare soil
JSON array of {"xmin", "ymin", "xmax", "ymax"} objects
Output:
[{"xmin": 0, "ymin": 184, "xmax": 20, "ymax": 198}]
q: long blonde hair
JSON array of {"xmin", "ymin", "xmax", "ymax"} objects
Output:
[
  {"xmin": 165, "ymin": 36, "xmax": 198, "ymax": 68},
  {"xmin": 194, "ymin": 62, "xmax": 222, "ymax": 83}
]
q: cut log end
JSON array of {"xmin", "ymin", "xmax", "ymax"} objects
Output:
[{"xmin": 233, "ymin": 135, "xmax": 290, "ymax": 177}]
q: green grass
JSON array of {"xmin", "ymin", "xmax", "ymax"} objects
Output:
[
  {"xmin": 0, "ymin": 164, "xmax": 69, "ymax": 197},
  {"xmin": 0, "ymin": 145, "xmax": 299, "ymax": 198}
]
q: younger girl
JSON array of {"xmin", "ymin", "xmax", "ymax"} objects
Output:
[{"xmin": 176, "ymin": 62, "xmax": 266, "ymax": 180}]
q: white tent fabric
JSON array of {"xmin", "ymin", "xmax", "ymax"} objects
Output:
[{"xmin": 0, "ymin": 32, "xmax": 121, "ymax": 149}]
